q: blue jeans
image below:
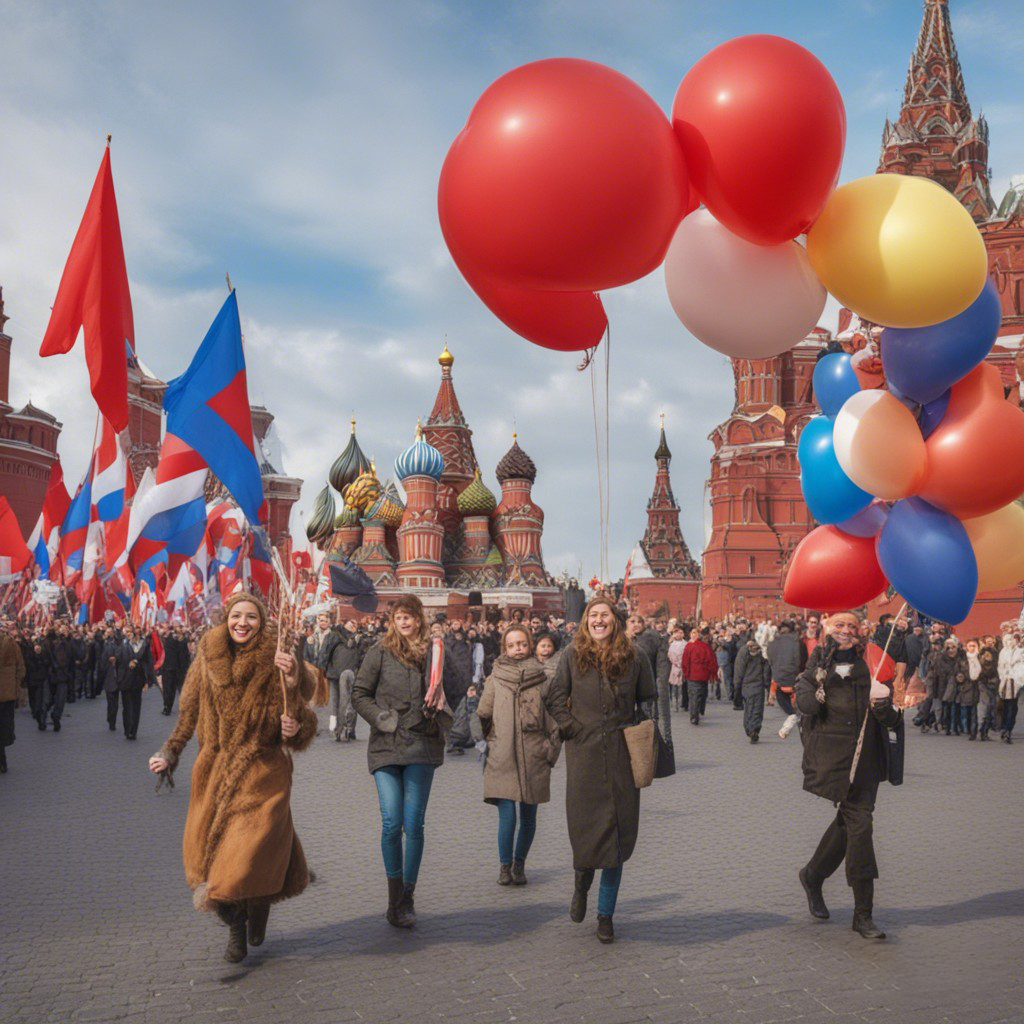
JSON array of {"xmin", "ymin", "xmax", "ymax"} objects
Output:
[
  {"xmin": 373, "ymin": 763, "xmax": 435, "ymax": 884},
  {"xmin": 495, "ymin": 800, "xmax": 538, "ymax": 864},
  {"xmin": 959, "ymin": 704, "xmax": 977, "ymax": 736},
  {"xmin": 597, "ymin": 865, "xmax": 623, "ymax": 917}
]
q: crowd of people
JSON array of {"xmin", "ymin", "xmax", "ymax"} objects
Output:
[{"xmin": 2, "ymin": 594, "xmax": 1022, "ymax": 960}]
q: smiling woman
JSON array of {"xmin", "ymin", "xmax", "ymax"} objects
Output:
[{"xmin": 147, "ymin": 592, "xmax": 319, "ymax": 964}]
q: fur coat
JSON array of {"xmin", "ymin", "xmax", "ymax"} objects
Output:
[{"xmin": 157, "ymin": 623, "xmax": 318, "ymax": 910}]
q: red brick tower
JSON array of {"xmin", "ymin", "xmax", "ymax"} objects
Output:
[
  {"xmin": 0, "ymin": 287, "xmax": 62, "ymax": 534},
  {"xmin": 423, "ymin": 344, "xmax": 478, "ymax": 536},
  {"xmin": 626, "ymin": 418, "xmax": 701, "ymax": 619},
  {"xmin": 492, "ymin": 436, "xmax": 547, "ymax": 587},
  {"xmin": 395, "ymin": 426, "xmax": 447, "ymax": 588}
]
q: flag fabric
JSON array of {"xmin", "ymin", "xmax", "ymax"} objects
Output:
[
  {"xmin": 27, "ymin": 463, "xmax": 72, "ymax": 575},
  {"xmin": 328, "ymin": 557, "xmax": 378, "ymax": 614},
  {"xmin": 0, "ymin": 498, "xmax": 32, "ymax": 580},
  {"xmin": 91, "ymin": 413, "xmax": 128, "ymax": 522},
  {"xmin": 163, "ymin": 291, "xmax": 267, "ymax": 525},
  {"xmin": 39, "ymin": 145, "xmax": 134, "ymax": 432},
  {"xmin": 58, "ymin": 468, "xmax": 94, "ymax": 578}
]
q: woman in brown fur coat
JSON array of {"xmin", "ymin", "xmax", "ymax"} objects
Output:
[{"xmin": 148, "ymin": 593, "xmax": 318, "ymax": 963}]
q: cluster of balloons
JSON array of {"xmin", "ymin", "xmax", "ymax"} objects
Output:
[{"xmin": 785, "ymin": 278, "xmax": 1024, "ymax": 624}]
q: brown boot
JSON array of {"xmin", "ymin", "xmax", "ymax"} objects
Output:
[
  {"xmin": 385, "ymin": 875, "xmax": 405, "ymax": 928},
  {"xmin": 596, "ymin": 915, "xmax": 615, "ymax": 944},
  {"xmin": 395, "ymin": 883, "xmax": 416, "ymax": 928},
  {"xmin": 511, "ymin": 859, "xmax": 528, "ymax": 886},
  {"xmin": 224, "ymin": 908, "xmax": 248, "ymax": 962},
  {"xmin": 570, "ymin": 869, "xmax": 595, "ymax": 923},
  {"xmin": 247, "ymin": 902, "xmax": 270, "ymax": 947}
]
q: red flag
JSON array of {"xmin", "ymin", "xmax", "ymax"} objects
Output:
[
  {"xmin": 0, "ymin": 497, "xmax": 33, "ymax": 576},
  {"xmin": 39, "ymin": 144, "xmax": 134, "ymax": 432}
]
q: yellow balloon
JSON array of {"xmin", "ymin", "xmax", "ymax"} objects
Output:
[
  {"xmin": 963, "ymin": 501, "xmax": 1024, "ymax": 592},
  {"xmin": 807, "ymin": 174, "xmax": 988, "ymax": 328}
]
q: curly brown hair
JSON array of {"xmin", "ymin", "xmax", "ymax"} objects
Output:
[
  {"xmin": 574, "ymin": 598, "xmax": 635, "ymax": 680},
  {"xmin": 381, "ymin": 595, "xmax": 428, "ymax": 667}
]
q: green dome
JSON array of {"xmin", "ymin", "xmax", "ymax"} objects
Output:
[
  {"xmin": 457, "ymin": 469, "xmax": 497, "ymax": 516},
  {"xmin": 334, "ymin": 507, "xmax": 360, "ymax": 528},
  {"xmin": 305, "ymin": 485, "xmax": 337, "ymax": 546}
]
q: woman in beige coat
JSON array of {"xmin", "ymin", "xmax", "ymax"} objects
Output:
[{"xmin": 477, "ymin": 625, "xmax": 560, "ymax": 887}]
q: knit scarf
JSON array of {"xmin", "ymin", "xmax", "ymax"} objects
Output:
[{"xmin": 967, "ymin": 651, "xmax": 981, "ymax": 681}]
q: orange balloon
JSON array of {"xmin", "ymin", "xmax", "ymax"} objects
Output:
[
  {"xmin": 832, "ymin": 390, "xmax": 928, "ymax": 500},
  {"xmin": 963, "ymin": 501, "xmax": 1024, "ymax": 592},
  {"xmin": 920, "ymin": 364, "xmax": 1024, "ymax": 519}
]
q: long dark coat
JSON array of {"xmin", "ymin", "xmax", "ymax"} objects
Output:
[
  {"xmin": 157, "ymin": 624, "xmax": 318, "ymax": 910},
  {"xmin": 795, "ymin": 642, "xmax": 901, "ymax": 804},
  {"xmin": 352, "ymin": 641, "xmax": 453, "ymax": 775},
  {"xmin": 544, "ymin": 644, "xmax": 656, "ymax": 870}
]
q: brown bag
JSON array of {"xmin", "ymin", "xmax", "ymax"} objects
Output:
[{"xmin": 623, "ymin": 719, "xmax": 655, "ymax": 789}]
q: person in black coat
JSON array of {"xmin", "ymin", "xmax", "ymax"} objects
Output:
[
  {"xmin": 120, "ymin": 627, "xmax": 155, "ymax": 740},
  {"xmin": 733, "ymin": 638, "xmax": 771, "ymax": 742},
  {"xmin": 794, "ymin": 611, "xmax": 902, "ymax": 940},
  {"xmin": 71, "ymin": 627, "xmax": 93, "ymax": 700},
  {"xmin": 160, "ymin": 626, "xmax": 192, "ymax": 716},
  {"xmin": 23, "ymin": 635, "xmax": 52, "ymax": 729},
  {"xmin": 45, "ymin": 625, "xmax": 75, "ymax": 730},
  {"xmin": 99, "ymin": 627, "xmax": 127, "ymax": 731}
]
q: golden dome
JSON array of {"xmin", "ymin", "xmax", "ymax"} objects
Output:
[{"xmin": 438, "ymin": 342, "xmax": 454, "ymax": 368}]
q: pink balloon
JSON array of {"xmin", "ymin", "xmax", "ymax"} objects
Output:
[
  {"xmin": 832, "ymin": 390, "xmax": 928, "ymax": 500},
  {"xmin": 664, "ymin": 209, "xmax": 826, "ymax": 358}
]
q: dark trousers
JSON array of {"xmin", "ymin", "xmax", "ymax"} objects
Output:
[
  {"xmin": 48, "ymin": 681, "xmax": 68, "ymax": 725},
  {"xmin": 1004, "ymin": 697, "xmax": 1019, "ymax": 737},
  {"xmin": 162, "ymin": 673, "xmax": 181, "ymax": 714},
  {"xmin": 106, "ymin": 690, "xmax": 121, "ymax": 729},
  {"xmin": 806, "ymin": 781, "xmax": 879, "ymax": 885},
  {"xmin": 958, "ymin": 704, "xmax": 977, "ymax": 737},
  {"xmin": 687, "ymin": 680, "xmax": 708, "ymax": 720},
  {"xmin": 721, "ymin": 662, "xmax": 734, "ymax": 700},
  {"xmin": 121, "ymin": 689, "xmax": 142, "ymax": 737},
  {"xmin": 0, "ymin": 700, "xmax": 15, "ymax": 747},
  {"xmin": 742, "ymin": 689, "xmax": 765, "ymax": 736},
  {"xmin": 656, "ymin": 676, "xmax": 673, "ymax": 747},
  {"xmin": 28, "ymin": 685, "xmax": 46, "ymax": 721},
  {"xmin": 941, "ymin": 700, "xmax": 958, "ymax": 733}
]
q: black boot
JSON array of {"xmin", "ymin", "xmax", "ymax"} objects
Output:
[
  {"xmin": 511, "ymin": 859, "xmax": 528, "ymax": 886},
  {"xmin": 497, "ymin": 863, "xmax": 512, "ymax": 886},
  {"xmin": 396, "ymin": 883, "xmax": 416, "ymax": 928},
  {"xmin": 0, "ymin": 748, "xmax": 7, "ymax": 774},
  {"xmin": 385, "ymin": 875, "xmax": 405, "ymax": 927},
  {"xmin": 851, "ymin": 880, "xmax": 885, "ymax": 940},
  {"xmin": 596, "ymin": 915, "xmax": 615, "ymax": 944},
  {"xmin": 799, "ymin": 867, "xmax": 829, "ymax": 919},
  {"xmin": 224, "ymin": 908, "xmax": 248, "ymax": 962},
  {"xmin": 570, "ymin": 869, "xmax": 594, "ymax": 923},
  {"xmin": 247, "ymin": 902, "xmax": 270, "ymax": 947}
]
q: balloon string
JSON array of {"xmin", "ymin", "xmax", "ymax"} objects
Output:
[
  {"xmin": 589, "ymin": 352, "xmax": 606, "ymax": 583},
  {"xmin": 603, "ymin": 325, "xmax": 612, "ymax": 583}
]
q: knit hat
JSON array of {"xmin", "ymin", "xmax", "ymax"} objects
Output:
[{"xmin": 224, "ymin": 591, "xmax": 268, "ymax": 632}]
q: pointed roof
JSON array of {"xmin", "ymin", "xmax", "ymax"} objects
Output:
[
  {"xmin": 655, "ymin": 413, "xmax": 671, "ymax": 461},
  {"xmin": 329, "ymin": 417, "xmax": 371, "ymax": 493},
  {"xmin": 427, "ymin": 343, "xmax": 467, "ymax": 428},
  {"xmin": 496, "ymin": 434, "xmax": 537, "ymax": 484},
  {"xmin": 899, "ymin": 0, "xmax": 969, "ymax": 130}
]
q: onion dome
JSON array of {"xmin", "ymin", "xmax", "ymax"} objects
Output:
[
  {"xmin": 457, "ymin": 468, "xmax": 497, "ymax": 516},
  {"xmin": 343, "ymin": 466, "xmax": 382, "ymax": 515},
  {"xmin": 383, "ymin": 479, "xmax": 404, "ymax": 506},
  {"xmin": 366, "ymin": 493, "xmax": 405, "ymax": 529},
  {"xmin": 395, "ymin": 423, "xmax": 444, "ymax": 482},
  {"xmin": 334, "ymin": 506, "xmax": 360, "ymax": 529},
  {"xmin": 329, "ymin": 418, "xmax": 371, "ymax": 493},
  {"xmin": 305, "ymin": 485, "xmax": 337, "ymax": 546},
  {"xmin": 439, "ymin": 342, "xmax": 454, "ymax": 368},
  {"xmin": 495, "ymin": 433, "xmax": 537, "ymax": 484}
]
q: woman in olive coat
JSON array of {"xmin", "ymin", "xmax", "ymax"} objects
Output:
[
  {"xmin": 544, "ymin": 598, "xmax": 656, "ymax": 944},
  {"xmin": 353, "ymin": 595, "xmax": 453, "ymax": 929},
  {"xmin": 794, "ymin": 611, "xmax": 902, "ymax": 941},
  {"xmin": 477, "ymin": 625, "xmax": 561, "ymax": 886}
]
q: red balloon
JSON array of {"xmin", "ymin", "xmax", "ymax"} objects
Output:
[
  {"xmin": 459, "ymin": 264, "xmax": 606, "ymax": 352},
  {"xmin": 783, "ymin": 525, "xmax": 888, "ymax": 611},
  {"xmin": 672, "ymin": 35, "xmax": 845, "ymax": 245},
  {"xmin": 919, "ymin": 363, "xmax": 1024, "ymax": 519},
  {"xmin": 439, "ymin": 58, "xmax": 690, "ymax": 292}
]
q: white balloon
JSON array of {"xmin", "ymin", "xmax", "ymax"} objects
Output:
[{"xmin": 664, "ymin": 208, "xmax": 826, "ymax": 358}]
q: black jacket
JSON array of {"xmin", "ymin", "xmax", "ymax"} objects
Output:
[
  {"xmin": 734, "ymin": 645, "xmax": 771, "ymax": 695},
  {"xmin": 795, "ymin": 641, "xmax": 901, "ymax": 804}
]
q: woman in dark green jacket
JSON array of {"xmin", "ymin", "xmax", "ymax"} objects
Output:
[
  {"xmin": 353, "ymin": 595, "xmax": 452, "ymax": 929},
  {"xmin": 794, "ymin": 611, "xmax": 902, "ymax": 941},
  {"xmin": 544, "ymin": 598, "xmax": 656, "ymax": 945}
]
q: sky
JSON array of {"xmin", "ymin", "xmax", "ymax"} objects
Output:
[{"xmin": 2, "ymin": 0, "xmax": 1022, "ymax": 584}]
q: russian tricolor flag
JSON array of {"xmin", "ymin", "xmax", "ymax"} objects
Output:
[
  {"xmin": 27, "ymin": 462, "xmax": 72, "ymax": 575},
  {"xmin": 91, "ymin": 413, "xmax": 128, "ymax": 522}
]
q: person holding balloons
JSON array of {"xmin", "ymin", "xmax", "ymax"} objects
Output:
[{"xmin": 794, "ymin": 611, "xmax": 902, "ymax": 941}]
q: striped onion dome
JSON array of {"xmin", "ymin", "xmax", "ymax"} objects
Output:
[
  {"xmin": 457, "ymin": 468, "xmax": 497, "ymax": 516},
  {"xmin": 395, "ymin": 423, "xmax": 444, "ymax": 482},
  {"xmin": 305, "ymin": 485, "xmax": 337, "ymax": 546},
  {"xmin": 365, "ymin": 494, "xmax": 405, "ymax": 529},
  {"xmin": 495, "ymin": 433, "xmax": 537, "ymax": 484},
  {"xmin": 343, "ymin": 467, "xmax": 382, "ymax": 515},
  {"xmin": 329, "ymin": 418, "xmax": 371, "ymax": 493},
  {"xmin": 334, "ymin": 506, "xmax": 360, "ymax": 529}
]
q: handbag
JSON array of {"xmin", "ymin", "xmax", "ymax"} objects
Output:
[
  {"xmin": 886, "ymin": 714, "xmax": 905, "ymax": 787},
  {"xmin": 623, "ymin": 720, "xmax": 655, "ymax": 789},
  {"xmin": 654, "ymin": 728, "xmax": 676, "ymax": 778}
]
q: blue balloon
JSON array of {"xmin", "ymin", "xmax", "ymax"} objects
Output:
[
  {"xmin": 876, "ymin": 497, "xmax": 978, "ymax": 624},
  {"xmin": 813, "ymin": 352, "xmax": 861, "ymax": 418},
  {"xmin": 797, "ymin": 416, "xmax": 873, "ymax": 525},
  {"xmin": 918, "ymin": 389, "xmax": 950, "ymax": 440},
  {"xmin": 836, "ymin": 500, "xmax": 890, "ymax": 538},
  {"xmin": 882, "ymin": 279, "xmax": 1001, "ymax": 405}
]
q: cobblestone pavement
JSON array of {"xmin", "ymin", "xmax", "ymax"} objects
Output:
[{"xmin": 2, "ymin": 687, "xmax": 1022, "ymax": 1024}]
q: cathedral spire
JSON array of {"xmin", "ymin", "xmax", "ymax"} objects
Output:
[
  {"xmin": 900, "ymin": 0, "xmax": 969, "ymax": 128},
  {"xmin": 639, "ymin": 422, "xmax": 698, "ymax": 580}
]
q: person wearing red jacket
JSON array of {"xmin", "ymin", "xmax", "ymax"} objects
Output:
[{"xmin": 682, "ymin": 629, "xmax": 719, "ymax": 726}]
